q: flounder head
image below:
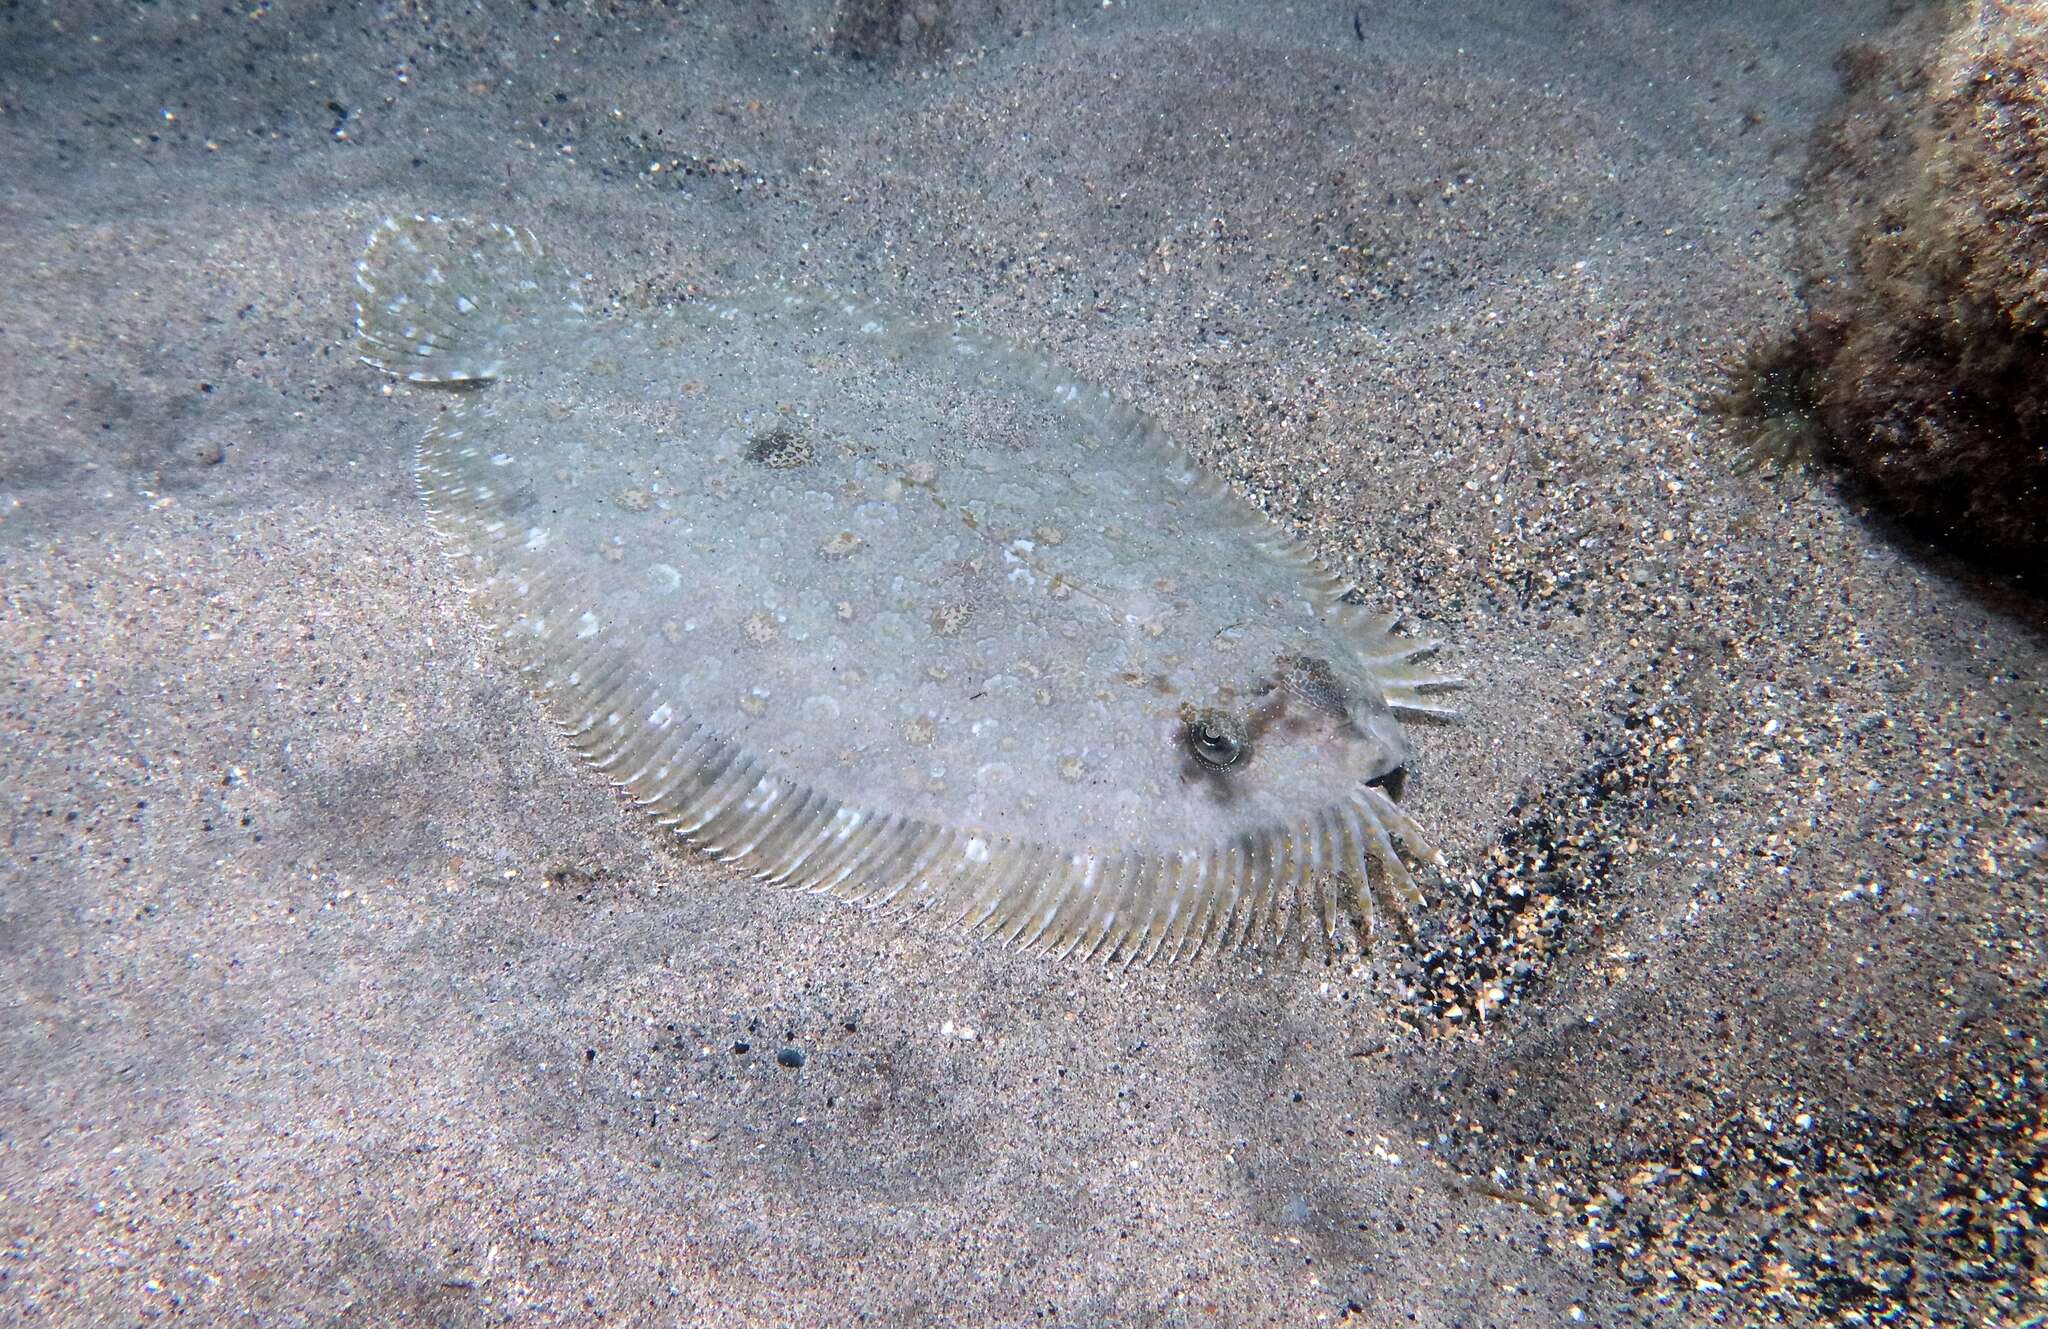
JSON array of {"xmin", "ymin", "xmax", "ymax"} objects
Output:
[{"xmin": 1178, "ymin": 653, "xmax": 1415, "ymax": 808}]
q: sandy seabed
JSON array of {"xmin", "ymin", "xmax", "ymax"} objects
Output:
[{"xmin": 1, "ymin": 2, "xmax": 2041, "ymax": 1326}]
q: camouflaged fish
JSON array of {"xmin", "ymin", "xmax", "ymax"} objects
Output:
[{"xmin": 355, "ymin": 215, "xmax": 1462, "ymax": 964}]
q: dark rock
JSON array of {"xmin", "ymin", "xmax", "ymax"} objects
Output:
[{"xmin": 1766, "ymin": 1, "xmax": 2048, "ymax": 565}]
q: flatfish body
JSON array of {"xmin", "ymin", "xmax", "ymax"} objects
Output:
[{"xmin": 355, "ymin": 215, "xmax": 1460, "ymax": 964}]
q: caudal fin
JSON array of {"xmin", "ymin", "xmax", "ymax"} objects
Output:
[{"xmin": 353, "ymin": 214, "xmax": 586, "ymax": 384}]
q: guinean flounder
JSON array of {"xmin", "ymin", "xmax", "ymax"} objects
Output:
[{"xmin": 355, "ymin": 215, "xmax": 1462, "ymax": 964}]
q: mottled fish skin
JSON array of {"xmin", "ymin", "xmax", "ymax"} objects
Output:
[{"xmin": 355, "ymin": 214, "xmax": 1464, "ymax": 964}]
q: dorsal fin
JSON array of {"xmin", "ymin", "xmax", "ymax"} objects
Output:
[{"xmin": 353, "ymin": 214, "xmax": 586, "ymax": 384}]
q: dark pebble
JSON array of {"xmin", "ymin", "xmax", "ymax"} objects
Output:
[{"xmin": 776, "ymin": 1047, "xmax": 805, "ymax": 1069}]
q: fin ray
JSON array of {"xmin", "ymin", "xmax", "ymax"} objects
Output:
[{"xmin": 355, "ymin": 214, "xmax": 586, "ymax": 383}]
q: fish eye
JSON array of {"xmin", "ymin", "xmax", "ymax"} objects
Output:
[{"xmin": 1186, "ymin": 713, "xmax": 1246, "ymax": 770}]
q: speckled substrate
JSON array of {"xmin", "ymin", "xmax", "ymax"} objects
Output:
[{"xmin": 1, "ymin": 2, "xmax": 2040, "ymax": 1327}]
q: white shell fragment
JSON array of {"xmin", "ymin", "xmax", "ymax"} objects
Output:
[{"xmin": 355, "ymin": 214, "xmax": 1463, "ymax": 964}]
